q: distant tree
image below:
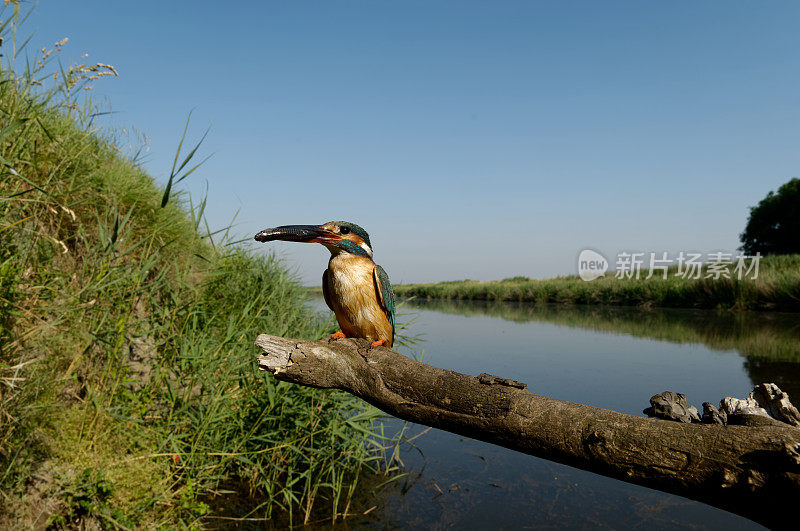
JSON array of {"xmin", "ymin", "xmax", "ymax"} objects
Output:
[{"xmin": 739, "ymin": 178, "xmax": 800, "ymax": 255}]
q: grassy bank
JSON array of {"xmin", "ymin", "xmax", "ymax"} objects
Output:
[
  {"xmin": 394, "ymin": 255, "xmax": 800, "ymax": 312},
  {"xmin": 0, "ymin": 10, "xmax": 388, "ymax": 528}
]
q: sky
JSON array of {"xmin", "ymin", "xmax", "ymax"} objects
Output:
[{"xmin": 15, "ymin": 1, "xmax": 800, "ymax": 284}]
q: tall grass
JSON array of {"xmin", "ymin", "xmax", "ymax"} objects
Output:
[
  {"xmin": 394, "ymin": 255, "xmax": 800, "ymax": 312},
  {"xmin": 0, "ymin": 6, "xmax": 390, "ymax": 527}
]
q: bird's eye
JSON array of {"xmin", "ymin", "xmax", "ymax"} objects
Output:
[{"xmin": 340, "ymin": 226, "xmax": 351, "ymax": 235}]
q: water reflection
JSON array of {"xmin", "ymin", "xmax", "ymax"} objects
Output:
[{"xmin": 399, "ymin": 299, "xmax": 800, "ymax": 400}]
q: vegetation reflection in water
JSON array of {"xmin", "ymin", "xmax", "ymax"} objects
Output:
[
  {"xmin": 401, "ymin": 298, "xmax": 800, "ymax": 400},
  {"xmin": 401, "ymin": 299, "xmax": 800, "ymax": 360}
]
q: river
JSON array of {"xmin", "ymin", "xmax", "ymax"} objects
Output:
[{"xmin": 307, "ymin": 297, "xmax": 800, "ymax": 529}]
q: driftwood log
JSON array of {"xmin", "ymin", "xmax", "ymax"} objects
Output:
[{"xmin": 255, "ymin": 334, "xmax": 800, "ymax": 529}]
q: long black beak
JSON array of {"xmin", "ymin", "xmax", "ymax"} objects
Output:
[{"xmin": 254, "ymin": 224, "xmax": 340, "ymax": 243}]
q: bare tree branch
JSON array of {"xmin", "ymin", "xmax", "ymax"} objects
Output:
[{"xmin": 255, "ymin": 334, "xmax": 800, "ymax": 529}]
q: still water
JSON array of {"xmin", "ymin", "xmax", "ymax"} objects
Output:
[{"xmin": 308, "ymin": 297, "xmax": 800, "ymax": 529}]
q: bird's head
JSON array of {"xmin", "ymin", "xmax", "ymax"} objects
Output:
[{"xmin": 255, "ymin": 221, "xmax": 373, "ymax": 257}]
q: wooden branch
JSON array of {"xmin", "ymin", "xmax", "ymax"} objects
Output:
[{"xmin": 255, "ymin": 334, "xmax": 800, "ymax": 529}]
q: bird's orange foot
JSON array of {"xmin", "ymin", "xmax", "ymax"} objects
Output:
[
  {"xmin": 369, "ymin": 339, "xmax": 386, "ymax": 349},
  {"xmin": 329, "ymin": 331, "xmax": 346, "ymax": 342}
]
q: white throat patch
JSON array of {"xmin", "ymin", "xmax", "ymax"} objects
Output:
[{"xmin": 359, "ymin": 241, "xmax": 373, "ymax": 258}]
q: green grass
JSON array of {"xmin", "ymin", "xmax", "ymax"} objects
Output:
[
  {"xmin": 0, "ymin": 7, "xmax": 392, "ymax": 528},
  {"xmin": 394, "ymin": 255, "xmax": 800, "ymax": 312}
]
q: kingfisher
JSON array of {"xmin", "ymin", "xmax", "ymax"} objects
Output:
[{"xmin": 254, "ymin": 221, "xmax": 395, "ymax": 348}]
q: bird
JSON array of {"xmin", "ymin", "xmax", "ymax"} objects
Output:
[{"xmin": 254, "ymin": 221, "xmax": 395, "ymax": 348}]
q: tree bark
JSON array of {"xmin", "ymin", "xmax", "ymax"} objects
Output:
[{"xmin": 255, "ymin": 334, "xmax": 800, "ymax": 529}]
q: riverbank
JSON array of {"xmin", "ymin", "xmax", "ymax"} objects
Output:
[
  {"xmin": 393, "ymin": 254, "xmax": 800, "ymax": 312},
  {"xmin": 0, "ymin": 15, "xmax": 386, "ymax": 527}
]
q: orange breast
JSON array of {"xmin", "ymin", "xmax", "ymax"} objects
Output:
[{"xmin": 326, "ymin": 255, "xmax": 393, "ymax": 347}]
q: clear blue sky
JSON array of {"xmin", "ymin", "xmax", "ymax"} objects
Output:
[{"xmin": 20, "ymin": 1, "xmax": 800, "ymax": 284}]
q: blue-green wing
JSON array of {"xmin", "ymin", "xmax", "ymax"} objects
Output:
[{"xmin": 373, "ymin": 264, "xmax": 396, "ymax": 336}]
